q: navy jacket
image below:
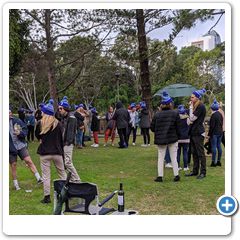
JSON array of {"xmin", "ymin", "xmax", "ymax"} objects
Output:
[{"xmin": 9, "ymin": 117, "xmax": 28, "ymax": 155}]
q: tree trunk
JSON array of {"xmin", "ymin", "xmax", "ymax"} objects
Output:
[
  {"xmin": 45, "ymin": 10, "xmax": 58, "ymax": 110},
  {"xmin": 136, "ymin": 9, "xmax": 152, "ymax": 111}
]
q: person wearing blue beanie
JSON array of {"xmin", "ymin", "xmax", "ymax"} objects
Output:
[
  {"xmin": 192, "ymin": 88, "xmax": 206, "ymax": 99},
  {"xmin": 58, "ymin": 96, "xmax": 81, "ymax": 182},
  {"xmin": 151, "ymin": 94, "xmax": 181, "ymax": 182},
  {"xmin": 161, "ymin": 91, "xmax": 173, "ymax": 105},
  {"xmin": 42, "ymin": 99, "xmax": 54, "ymax": 116},
  {"xmin": 128, "ymin": 102, "xmax": 139, "ymax": 146},
  {"xmin": 177, "ymin": 105, "xmax": 190, "ymax": 171},
  {"xmin": 186, "ymin": 88, "xmax": 207, "ymax": 179},
  {"xmin": 59, "ymin": 96, "xmax": 70, "ymax": 111},
  {"xmin": 35, "ymin": 99, "xmax": 67, "ymax": 204},
  {"xmin": 9, "ymin": 107, "xmax": 43, "ymax": 191},
  {"xmin": 208, "ymin": 99, "xmax": 223, "ymax": 167},
  {"xmin": 139, "ymin": 100, "xmax": 151, "ymax": 147},
  {"xmin": 178, "ymin": 105, "xmax": 186, "ymax": 114},
  {"xmin": 210, "ymin": 99, "xmax": 219, "ymax": 111}
]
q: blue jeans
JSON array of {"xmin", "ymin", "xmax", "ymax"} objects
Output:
[
  {"xmin": 177, "ymin": 143, "xmax": 189, "ymax": 168},
  {"xmin": 211, "ymin": 134, "xmax": 222, "ymax": 164},
  {"xmin": 76, "ymin": 129, "xmax": 83, "ymax": 146}
]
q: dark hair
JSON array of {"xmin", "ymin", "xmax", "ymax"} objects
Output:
[{"xmin": 160, "ymin": 102, "xmax": 173, "ymax": 110}]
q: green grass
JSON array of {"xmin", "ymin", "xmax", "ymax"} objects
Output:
[{"xmin": 9, "ymin": 135, "xmax": 224, "ymax": 215}]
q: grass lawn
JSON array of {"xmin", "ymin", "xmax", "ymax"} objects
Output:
[{"xmin": 9, "ymin": 134, "xmax": 224, "ymax": 215}]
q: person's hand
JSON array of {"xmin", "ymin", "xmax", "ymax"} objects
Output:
[
  {"xmin": 189, "ymin": 101, "xmax": 193, "ymax": 109},
  {"xmin": 14, "ymin": 130, "xmax": 20, "ymax": 136}
]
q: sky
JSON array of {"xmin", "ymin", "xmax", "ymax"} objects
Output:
[{"xmin": 148, "ymin": 13, "xmax": 225, "ymax": 51}]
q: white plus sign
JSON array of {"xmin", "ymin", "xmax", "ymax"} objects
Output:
[{"xmin": 222, "ymin": 200, "xmax": 233, "ymax": 211}]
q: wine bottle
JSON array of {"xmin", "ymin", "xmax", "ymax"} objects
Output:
[{"xmin": 118, "ymin": 183, "xmax": 124, "ymax": 212}]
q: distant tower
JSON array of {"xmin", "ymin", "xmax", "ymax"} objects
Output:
[
  {"xmin": 191, "ymin": 30, "xmax": 221, "ymax": 51},
  {"xmin": 190, "ymin": 30, "xmax": 224, "ymax": 84}
]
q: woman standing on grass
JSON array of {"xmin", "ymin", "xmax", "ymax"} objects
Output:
[
  {"xmin": 208, "ymin": 99, "xmax": 223, "ymax": 167},
  {"xmin": 35, "ymin": 99, "xmax": 67, "ymax": 204},
  {"xmin": 139, "ymin": 101, "xmax": 151, "ymax": 147},
  {"xmin": 104, "ymin": 106, "xmax": 116, "ymax": 146},
  {"xmin": 150, "ymin": 91, "xmax": 181, "ymax": 182}
]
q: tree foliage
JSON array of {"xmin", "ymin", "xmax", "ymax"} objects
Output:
[{"xmin": 9, "ymin": 9, "xmax": 29, "ymax": 76}]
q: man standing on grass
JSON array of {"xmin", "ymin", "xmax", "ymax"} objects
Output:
[
  {"xmin": 185, "ymin": 88, "xmax": 207, "ymax": 180},
  {"xmin": 9, "ymin": 108, "xmax": 43, "ymax": 190},
  {"xmin": 58, "ymin": 96, "xmax": 81, "ymax": 183}
]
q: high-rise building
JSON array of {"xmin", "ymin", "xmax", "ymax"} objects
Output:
[
  {"xmin": 191, "ymin": 30, "xmax": 221, "ymax": 51},
  {"xmin": 190, "ymin": 30, "xmax": 224, "ymax": 84}
]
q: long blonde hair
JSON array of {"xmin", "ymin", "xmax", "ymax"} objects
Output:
[
  {"xmin": 40, "ymin": 113, "xmax": 59, "ymax": 134},
  {"xmin": 193, "ymin": 99, "xmax": 201, "ymax": 111}
]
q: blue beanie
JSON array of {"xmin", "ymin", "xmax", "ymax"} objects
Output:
[
  {"xmin": 77, "ymin": 103, "xmax": 84, "ymax": 109},
  {"xmin": 192, "ymin": 88, "xmax": 206, "ymax": 99},
  {"xmin": 130, "ymin": 102, "xmax": 136, "ymax": 108},
  {"xmin": 39, "ymin": 103, "xmax": 44, "ymax": 108},
  {"xmin": 211, "ymin": 99, "xmax": 219, "ymax": 111},
  {"xmin": 178, "ymin": 105, "xmax": 186, "ymax": 114},
  {"xmin": 59, "ymin": 96, "xmax": 70, "ymax": 110},
  {"xmin": 140, "ymin": 101, "xmax": 146, "ymax": 109},
  {"xmin": 91, "ymin": 107, "xmax": 97, "ymax": 113},
  {"xmin": 161, "ymin": 91, "xmax": 173, "ymax": 105},
  {"xmin": 42, "ymin": 99, "xmax": 54, "ymax": 116}
]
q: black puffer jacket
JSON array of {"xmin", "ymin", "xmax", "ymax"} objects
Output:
[
  {"xmin": 150, "ymin": 109, "xmax": 181, "ymax": 145},
  {"xmin": 139, "ymin": 108, "xmax": 150, "ymax": 128},
  {"xmin": 112, "ymin": 102, "xmax": 130, "ymax": 129}
]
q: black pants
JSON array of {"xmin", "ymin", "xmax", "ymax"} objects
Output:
[
  {"xmin": 191, "ymin": 135, "xmax": 206, "ymax": 175},
  {"xmin": 128, "ymin": 126, "xmax": 137, "ymax": 143},
  {"xmin": 141, "ymin": 128, "xmax": 150, "ymax": 144},
  {"xmin": 118, "ymin": 128, "xmax": 128, "ymax": 147},
  {"xmin": 27, "ymin": 125, "xmax": 34, "ymax": 142}
]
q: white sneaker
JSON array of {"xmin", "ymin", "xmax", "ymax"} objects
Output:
[
  {"xmin": 184, "ymin": 167, "xmax": 189, "ymax": 171},
  {"xmin": 15, "ymin": 185, "xmax": 21, "ymax": 191},
  {"xmin": 103, "ymin": 143, "xmax": 107, "ymax": 147},
  {"xmin": 178, "ymin": 167, "xmax": 182, "ymax": 170},
  {"xmin": 165, "ymin": 163, "xmax": 173, "ymax": 168},
  {"xmin": 91, "ymin": 143, "xmax": 95, "ymax": 147},
  {"xmin": 111, "ymin": 143, "xmax": 114, "ymax": 146},
  {"xmin": 93, "ymin": 144, "xmax": 99, "ymax": 148},
  {"xmin": 132, "ymin": 142, "xmax": 136, "ymax": 146},
  {"xmin": 147, "ymin": 144, "xmax": 150, "ymax": 146},
  {"xmin": 141, "ymin": 144, "xmax": 147, "ymax": 147}
]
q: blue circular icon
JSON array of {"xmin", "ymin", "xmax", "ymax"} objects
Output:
[{"xmin": 216, "ymin": 195, "xmax": 238, "ymax": 216}]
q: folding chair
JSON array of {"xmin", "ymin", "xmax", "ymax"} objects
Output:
[{"xmin": 53, "ymin": 179, "xmax": 117, "ymax": 215}]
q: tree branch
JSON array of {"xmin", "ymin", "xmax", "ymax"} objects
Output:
[{"xmin": 25, "ymin": 10, "xmax": 45, "ymax": 27}]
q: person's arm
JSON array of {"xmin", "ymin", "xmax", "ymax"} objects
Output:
[
  {"xmin": 16, "ymin": 119, "xmax": 28, "ymax": 139},
  {"xmin": 189, "ymin": 104, "xmax": 198, "ymax": 122},
  {"xmin": 150, "ymin": 114, "xmax": 156, "ymax": 132},
  {"xmin": 208, "ymin": 115, "xmax": 215, "ymax": 137},
  {"xmin": 176, "ymin": 113, "xmax": 181, "ymax": 138},
  {"xmin": 65, "ymin": 116, "xmax": 77, "ymax": 145}
]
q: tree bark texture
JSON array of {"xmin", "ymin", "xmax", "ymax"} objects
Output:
[
  {"xmin": 136, "ymin": 9, "xmax": 152, "ymax": 111},
  {"xmin": 45, "ymin": 10, "xmax": 58, "ymax": 110}
]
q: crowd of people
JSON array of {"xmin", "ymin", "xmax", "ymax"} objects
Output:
[{"xmin": 9, "ymin": 88, "xmax": 225, "ymax": 204}]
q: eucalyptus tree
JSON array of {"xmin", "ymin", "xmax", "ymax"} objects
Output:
[
  {"xmin": 23, "ymin": 9, "xmax": 116, "ymax": 109},
  {"xmin": 110, "ymin": 9, "xmax": 224, "ymax": 110}
]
